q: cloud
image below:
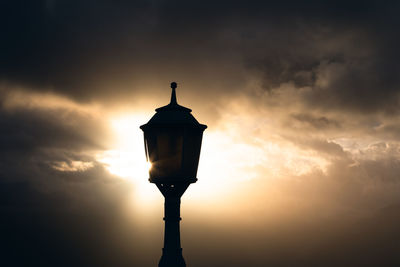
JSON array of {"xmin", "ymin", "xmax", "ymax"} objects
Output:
[
  {"xmin": 0, "ymin": 1, "xmax": 398, "ymax": 109},
  {"xmin": 290, "ymin": 113, "xmax": 341, "ymax": 130},
  {"xmin": 1, "ymin": 1, "xmax": 400, "ymax": 266},
  {"xmin": 0, "ymin": 89, "xmax": 145, "ymax": 266}
]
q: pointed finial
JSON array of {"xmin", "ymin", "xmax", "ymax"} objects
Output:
[{"xmin": 170, "ymin": 82, "xmax": 177, "ymax": 105}]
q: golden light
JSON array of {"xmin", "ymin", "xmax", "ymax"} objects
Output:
[
  {"xmin": 185, "ymin": 109, "xmax": 330, "ymax": 208},
  {"xmin": 97, "ymin": 114, "xmax": 159, "ymax": 204},
  {"xmin": 97, "ymin": 94, "xmax": 332, "ymax": 218}
]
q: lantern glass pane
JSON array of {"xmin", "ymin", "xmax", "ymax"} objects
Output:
[
  {"xmin": 183, "ymin": 130, "xmax": 203, "ymax": 178},
  {"xmin": 148, "ymin": 128, "xmax": 184, "ymax": 179},
  {"xmin": 145, "ymin": 132, "xmax": 157, "ymax": 162}
]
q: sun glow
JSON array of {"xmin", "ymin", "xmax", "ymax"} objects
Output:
[
  {"xmin": 97, "ymin": 114, "xmax": 159, "ymax": 204},
  {"xmin": 98, "ymin": 107, "xmax": 330, "ymax": 209},
  {"xmin": 96, "ymin": 112, "xmax": 252, "ymax": 206}
]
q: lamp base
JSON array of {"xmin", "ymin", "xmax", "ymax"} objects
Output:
[{"xmin": 159, "ymin": 248, "xmax": 186, "ymax": 267}]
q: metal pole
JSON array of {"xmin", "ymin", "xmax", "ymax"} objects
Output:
[{"xmin": 159, "ymin": 196, "xmax": 186, "ymax": 267}]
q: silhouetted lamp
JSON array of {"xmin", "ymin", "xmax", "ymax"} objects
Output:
[{"xmin": 140, "ymin": 82, "xmax": 207, "ymax": 267}]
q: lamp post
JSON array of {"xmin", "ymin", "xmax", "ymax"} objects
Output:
[{"xmin": 140, "ymin": 82, "xmax": 207, "ymax": 267}]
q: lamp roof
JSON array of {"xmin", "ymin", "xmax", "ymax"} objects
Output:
[{"xmin": 140, "ymin": 82, "xmax": 207, "ymax": 129}]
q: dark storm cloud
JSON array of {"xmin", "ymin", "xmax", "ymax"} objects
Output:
[
  {"xmin": 0, "ymin": 164, "xmax": 141, "ymax": 266},
  {"xmin": 0, "ymin": 97, "xmax": 144, "ymax": 266},
  {"xmin": 239, "ymin": 0, "xmax": 400, "ymax": 113},
  {"xmin": 1, "ymin": 0, "xmax": 399, "ymax": 110},
  {"xmin": 0, "ymin": 0, "xmax": 157, "ymax": 100},
  {"xmin": 1, "ymin": 1, "xmax": 400, "ymax": 266},
  {"xmin": 0, "ymin": 103, "xmax": 110, "ymax": 152}
]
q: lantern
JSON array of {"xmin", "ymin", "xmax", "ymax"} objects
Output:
[{"xmin": 140, "ymin": 82, "xmax": 207, "ymax": 184}]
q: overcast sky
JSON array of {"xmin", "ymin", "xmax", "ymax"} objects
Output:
[{"xmin": 1, "ymin": 1, "xmax": 400, "ymax": 266}]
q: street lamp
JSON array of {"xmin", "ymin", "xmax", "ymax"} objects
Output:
[{"xmin": 140, "ymin": 82, "xmax": 207, "ymax": 267}]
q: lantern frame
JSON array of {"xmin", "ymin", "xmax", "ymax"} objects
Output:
[{"xmin": 140, "ymin": 83, "xmax": 207, "ymax": 184}]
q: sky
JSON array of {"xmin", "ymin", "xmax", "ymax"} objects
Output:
[{"xmin": 1, "ymin": 0, "xmax": 400, "ymax": 266}]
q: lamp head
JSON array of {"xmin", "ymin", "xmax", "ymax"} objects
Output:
[{"xmin": 140, "ymin": 82, "xmax": 207, "ymax": 184}]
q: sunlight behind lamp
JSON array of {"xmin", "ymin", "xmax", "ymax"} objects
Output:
[
  {"xmin": 97, "ymin": 93, "xmax": 330, "ymax": 213},
  {"xmin": 97, "ymin": 114, "xmax": 157, "ymax": 203}
]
